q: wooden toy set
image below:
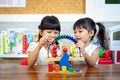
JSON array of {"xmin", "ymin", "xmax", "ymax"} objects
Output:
[{"xmin": 45, "ymin": 35, "xmax": 84, "ymax": 75}]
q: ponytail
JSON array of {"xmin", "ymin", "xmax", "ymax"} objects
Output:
[{"xmin": 96, "ymin": 23, "xmax": 108, "ymax": 50}]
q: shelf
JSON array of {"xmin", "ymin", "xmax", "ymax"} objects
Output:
[
  {"xmin": 0, "ymin": 54, "xmax": 28, "ymax": 58},
  {"xmin": 0, "ymin": 14, "xmax": 120, "ymax": 22}
]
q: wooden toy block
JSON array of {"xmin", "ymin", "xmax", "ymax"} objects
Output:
[
  {"xmin": 55, "ymin": 64, "xmax": 60, "ymax": 72},
  {"xmin": 45, "ymin": 56, "xmax": 84, "ymax": 62},
  {"xmin": 46, "ymin": 70, "xmax": 82, "ymax": 75},
  {"xmin": 48, "ymin": 63, "xmax": 53, "ymax": 72}
]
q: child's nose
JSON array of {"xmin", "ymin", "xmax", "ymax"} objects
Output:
[
  {"xmin": 50, "ymin": 33, "xmax": 55, "ymax": 38},
  {"xmin": 52, "ymin": 33, "xmax": 56, "ymax": 37},
  {"xmin": 75, "ymin": 32, "xmax": 79, "ymax": 37}
]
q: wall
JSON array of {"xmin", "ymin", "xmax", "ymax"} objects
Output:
[
  {"xmin": 0, "ymin": 0, "xmax": 85, "ymax": 14},
  {"xmin": 0, "ymin": 21, "xmax": 74, "ymax": 36}
]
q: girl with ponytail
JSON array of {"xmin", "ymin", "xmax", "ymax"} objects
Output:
[{"xmin": 73, "ymin": 17, "xmax": 108, "ymax": 66}]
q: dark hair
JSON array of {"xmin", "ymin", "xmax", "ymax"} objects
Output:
[
  {"xmin": 38, "ymin": 15, "xmax": 61, "ymax": 41},
  {"xmin": 73, "ymin": 17, "xmax": 108, "ymax": 49}
]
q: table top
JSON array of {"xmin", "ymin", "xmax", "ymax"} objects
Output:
[{"xmin": 0, "ymin": 64, "xmax": 120, "ymax": 80}]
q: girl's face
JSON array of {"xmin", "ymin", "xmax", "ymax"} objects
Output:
[
  {"xmin": 40, "ymin": 29, "xmax": 60, "ymax": 43},
  {"xmin": 74, "ymin": 27, "xmax": 94, "ymax": 44}
]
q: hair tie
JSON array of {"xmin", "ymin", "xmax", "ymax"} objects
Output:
[
  {"xmin": 93, "ymin": 24, "xmax": 100, "ymax": 45},
  {"xmin": 95, "ymin": 24, "xmax": 99, "ymax": 36}
]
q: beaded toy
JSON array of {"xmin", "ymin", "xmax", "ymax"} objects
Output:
[{"xmin": 46, "ymin": 35, "xmax": 84, "ymax": 75}]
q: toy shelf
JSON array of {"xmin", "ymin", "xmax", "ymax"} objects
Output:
[
  {"xmin": 45, "ymin": 56, "xmax": 85, "ymax": 62},
  {"xmin": 0, "ymin": 54, "xmax": 28, "ymax": 58}
]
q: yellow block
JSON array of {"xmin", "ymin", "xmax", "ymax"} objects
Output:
[{"xmin": 62, "ymin": 66, "xmax": 67, "ymax": 72}]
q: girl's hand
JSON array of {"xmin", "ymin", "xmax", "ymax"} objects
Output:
[
  {"xmin": 76, "ymin": 40, "xmax": 85, "ymax": 51},
  {"xmin": 39, "ymin": 36, "xmax": 49, "ymax": 46},
  {"xmin": 39, "ymin": 36, "xmax": 55, "ymax": 45}
]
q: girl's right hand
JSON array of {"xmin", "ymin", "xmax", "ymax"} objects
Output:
[
  {"xmin": 76, "ymin": 40, "xmax": 85, "ymax": 51},
  {"xmin": 39, "ymin": 36, "xmax": 49, "ymax": 46},
  {"xmin": 39, "ymin": 36, "xmax": 55, "ymax": 46}
]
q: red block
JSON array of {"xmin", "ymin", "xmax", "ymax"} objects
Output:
[
  {"xmin": 98, "ymin": 58, "xmax": 113, "ymax": 64},
  {"xmin": 48, "ymin": 63, "xmax": 53, "ymax": 72},
  {"xmin": 20, "ymin": 58, "xmax": 28, "ymax": 65},
  {"xmin": 103, "ymin": 50, "xmax": 111, "ymax": 58}
]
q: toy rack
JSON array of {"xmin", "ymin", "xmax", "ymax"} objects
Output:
[{"xmin": 46, "ymin": 35, "xmax": 85, "ymax": 75}]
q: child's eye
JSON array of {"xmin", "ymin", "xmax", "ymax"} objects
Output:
[
  {"xmin": 47, "ymin": 31, "xmax": 51, "ymax": 33},
  {"xmin": 55, "ymin": 31, "xmax": 59, "ymax": 34},
  {"xmin": 79, "ymin": 31, "xmax": 82, "ymax": 33},
  {"xmin": 74, "ymin": 31, "xmax": 76, "ymax": 34},
  {"xmin": 47, "ymin": 32, "xmax": 51, "ymax": 33}
]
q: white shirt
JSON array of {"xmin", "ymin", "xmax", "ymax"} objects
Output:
[{"xmin": 75, "ymin": 42, "xmax": 98, "ymax": 64}]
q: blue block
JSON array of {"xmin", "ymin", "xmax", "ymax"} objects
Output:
[{"xmin": 59, "ymin": 52, "xmax": 70, "ymax": 70}]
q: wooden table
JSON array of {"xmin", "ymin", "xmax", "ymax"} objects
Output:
[{"xmin": 0, "ymin": 64, "xmax": 120, "ymax": 80}]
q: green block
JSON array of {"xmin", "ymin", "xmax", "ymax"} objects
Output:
[
  {"xmin": 99, "ymin": 48, "xmax": 104, "ymax": 57},
  {"xmin": 68, "ymin": 67, "xmax": 74, "ymax": 72}
]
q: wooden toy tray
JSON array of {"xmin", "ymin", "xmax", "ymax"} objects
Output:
[{"xmin": 46, "ymin": 70, "xmax": 82, "ymax": 75}]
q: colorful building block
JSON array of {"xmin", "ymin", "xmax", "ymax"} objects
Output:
[{"xmin": 59, "ymin": 52, "xmax": 70, "ymax": 70}]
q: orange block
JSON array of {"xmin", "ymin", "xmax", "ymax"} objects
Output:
[{"xmin": 55, "ymin": 64, "xmax": 60, "ymax": 72}]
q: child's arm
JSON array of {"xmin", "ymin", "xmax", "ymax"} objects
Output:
[
  {"xmin": 76, "ymin": 41, "xmax": 99, "ymax": 66},
  {"xmin": 81, "ymin": 47, "xmax": 99, "ymax": 66},
  {"xmin": 27, "ymin": 42, "xmax": 42, "ymax": 67},
  {"xmin": 28, "ymin": 36, "xmax": 48, "ymax": 67}
]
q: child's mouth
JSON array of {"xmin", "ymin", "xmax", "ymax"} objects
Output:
[
  {"xmin": 76, "ymin": 38, "xmax": 81, "ymax": 40},
  {"xmin": 48, "ymin": 38, "xmax": 54, "ymax": 44}
]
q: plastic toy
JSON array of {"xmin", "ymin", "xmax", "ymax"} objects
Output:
[
  {"xmin": 45, "ymin": 35, "xmax": 84, "ymax": 75},
  {"xmin": 20, "ymin": 58, "xmax": 28, "ymax": 65},
  {"xmin": 98, "ymin": 49, "xmax": 113, "ymax": 64}
]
